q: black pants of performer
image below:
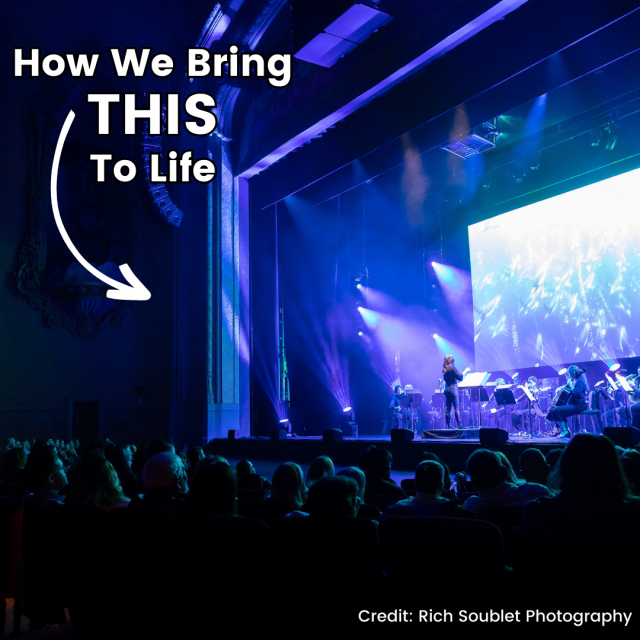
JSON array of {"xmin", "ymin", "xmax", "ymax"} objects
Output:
[
  {"xmin": 547, "ymin": 404, "xmax": 587, "ymax": 434},
  {"xmin": 444, "ymin": 391, "xmax": 461, "ymax": 428},
  {"xmin": 481, "ymin": 408, "xmax": 505, "ymax": 428}
]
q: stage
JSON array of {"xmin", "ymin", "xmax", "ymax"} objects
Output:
[{"xmin": 207, "ymin": 432, "xmax": 575, "ymax": 474}]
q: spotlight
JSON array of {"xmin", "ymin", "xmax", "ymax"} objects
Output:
[
  {"xmin": 590, "ymin": 125, "xmax": 603, "ymax": 147},
  {"xmin": 609, "ymin": 363, "xmax": 621, "ymax": 372},
  {"xmin": 358, "ymin": 330, "xmax": 363, "ymax": 336},
  {"xmin": 481, "ymin": 172, "xmax": 492, "ymax": 189},
  {"xmin": 279, "ymin": 418, "xmax": 289, "ymax": 424},
  {"xmin": 356, "ymin": 283, "xmax": 362, "ymax": 289},
  {"xmin": 432, "ymin": 333, "xmax": 439, "ymax": 339},
  {"xmin": 343, "ymin": 406, "xmax": 352, "ymax": 412},
  {"xmin": 512, "ymin": 162, "xmax": 526, "ymax": 184},
  {"xmin": 558, "ymin": 367, "xmax": 568, "ymax": 375}
]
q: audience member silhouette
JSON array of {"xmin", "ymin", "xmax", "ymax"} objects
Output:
[
  {"xmin": 69, "ymin": 451, "xmax": 130, "ymax": 510},
  {"xmin": 129, "ymin": 452, "xmax": 189, "ymax": 516},
  {"xmin": 267, "ymin": 462, "xmax": 306, "ymax": 510},
  {"xmin": 306, "ymin": 455, "xmax": 335, "ymax": 487},
  {"xmin": 359, "ymin": 446, "xmax": 406, "ymax": 500},
  {"xmin": 464, "ymin": 449, "xmax": 550, "ymax": 512},
  {"xmin": 382, "ymin": 461, "xmax": 461, "ymax": 519},
  {"xmin": 519, "ymin": 448, "xmax": 551, "ymax": 486},
  {"xmin": 524, "ymin": 434, "xmax": 640, "ymax": 530},
  {"xmin": 305, "ymin": 476, "xmax": 359, "ymax": 518},
  {"xmin": 189, "ymin": 459, "xmax": 237, "ymax": 516}
]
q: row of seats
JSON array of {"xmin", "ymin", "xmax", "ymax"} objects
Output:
[{"xmin": 6, "ymin": 500, "xmax": 638, "ymax": 634}]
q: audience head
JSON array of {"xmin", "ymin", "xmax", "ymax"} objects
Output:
[
  {"xmin": 142, "ymin": 453, "xmax": 188, "ymax": 493},
  {"xmin": 414, "ymin": 461, "xmax": 445, "ymax": 496},
  {"xmin": 187, "ymin": 446, "xmax": 205, "ymax": 470},
  {"xmin": 235, "ymin": 459, "xmax": 256, "ymax": 475},
  {"xmin": 4, "ymin": 438, "xmax": 16, "ymax": 450},
  {"xmin": 269, "ymin": 462, "xmax": 306, "ymax": 508},
  {"xmin": 336, "ymin": 467, "xmax": 366, "ymax": 501},
  {"xmin": 147, "ymin": 439, "xmax": 175, "ymax": 457},
  {"xmin": 545, "ymin": 448, "xmax": 564, "ymax": 472},
  {"xmin": 559, "ymin": 434, "xmax": 631, "ymax": 501},
  {"xmin": 2, "ymin": 447, "xmax": 27, "ymax": 472},
  {"xmin": 420, "ymin": 451, "xmax": 451, "ymax": 492},
  {"xmin": 495, "ymin": 452, "xmax": 520, "ymax": 484},
  {"xmin": 359, "ymin": 445, "xmax": 393, "ymax": 481},
  {"xmin": 189, "ymin": 460, "xmax": 237, "ymax": 515},
  {"xmin": 73, "ymin": 451, "xmax": 127, "ymax": 509},
  {"xmin": 621, "ymin": 456, "xmax": 640, "ymax": 496},
  {"xmin": 519, "ymin": 448, "xmax": 550, "ymax": 485},
  {"xmin": 23, "ymin": 449, "xmax": 68, "ymax": 493},
  {"xmin": 305, "ymin": 476, "xmax": 359, "ymax": 518},
  {"xmin": 105, "ymin": 445, "xmax": 133, "ymax": 472},
  {"xmin": 466, "ymin": 449, "xmax": 508, "ymax": 491},
  {"xmin": 306, "ymin": 455, "xmax": 335, "ymax": 486}
]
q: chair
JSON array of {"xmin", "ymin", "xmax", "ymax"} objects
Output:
[
  {"xmin": 364, "ymin": 494, "xmax": 401, "ymax": 511},
  {"xmin": 510, "ymin": 526, "xmax": 640, "ymax": 608},
  {"xmin": 379, "ymin": 516, "xmax": 507, "ymax": 607},
  {"xmin": 270, "ymin": 516, "xmax": 383, "ymax": 618},
  {"xmin": 237, "ymin": 488, "xmax": 266, "ymax": 501},
  {"xmin": 237, "ymin": 499, "xmax": 296, "ymax": 524}
]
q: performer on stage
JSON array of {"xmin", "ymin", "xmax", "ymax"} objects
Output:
[
  {"xmin": 389, "ymin": 385, "xmax": 404, "ymax": 429},
  {"xmin": 546, "ymin": 365, "xmax": 589, "ymax": 439},
  {"xmin": 442, "ymin": 355, "xmax": 463, "ymax": 429},
  {"xmin": 481, "ymin": 378, "xmax": 506, "ymax": 428},
  {"xmin": 629, "ymin": 366, "xmax": 640, "ymax": 429}
]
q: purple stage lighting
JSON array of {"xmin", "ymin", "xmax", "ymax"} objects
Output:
[
  {"xmin": 358, "ymin": 331, "xmax": 363, "ymax": 336},
  {"xmin": 343, "ymin": 406, "xmax": 352, "ymax": 412},
  {"xmin": 356, "ymin": 283, "xmax": 363, "ymax": 289},
  {"xmin": 279, "ymin": 418, "xmax": 289, "ymax": 424},
  {"xmin": 609, "ymin": 363, "xmax": 621, "ymax": 372},
  {"xmin": 432, "ymin": 333, "xmax": 438, "ymax": 339}
]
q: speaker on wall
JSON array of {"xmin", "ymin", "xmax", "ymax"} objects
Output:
[
  {"xmin": 479, "ymin": 428, "xmax": 509, "ymax": 446},
  {"xmin": 390, "ymin": 428, "xmax": 414, "ymax": 444}
]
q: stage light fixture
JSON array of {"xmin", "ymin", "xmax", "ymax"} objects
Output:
[
  {"xmin": 358, "ymin": 330, "xmax": 363, "ymax": 336},
  {"xmin": 432, "ymin": 333, "xmax": 439, "ymax": 339},
  {"xmin": 343, "ymin": 406, "xmax": 352, "ymax": 412},
  {"xmin": 441, "ymin": 120, "xmax": 499, "ymax": 159},
  {"xmin": 356, "ymin": 283, "xmax": 362, "ymax": 289},
  {"xmin": 609, "ymin": 363, "xmax": 621, "ymax": 372},
  {"xmin": 558, "ymin": 368, "xmax": 568, "ymax": 375},
  {"xmin": 590, "ymin": 125, "xmax": 603, "ymax": 147},
  {"xmin": 481, "ymin": 172, "xmax": 492, "ymax": 189},
  {"xmin": 279, "ymin": 418, "xmax": 289, "ymax": 423}
]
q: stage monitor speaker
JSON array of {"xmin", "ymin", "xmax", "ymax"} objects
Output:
[
  {"xmin": 323, "ymin": 429, "xmax": 343, "ymax": 442},
  {"xmin": 270, "ymin": 429, "xmax": 287, "ymax": 441},
  {"xmin": 391, "ymin": 428, "xmax": 414, "ymax": 443},
  {"xmin": 228, "ymin": 430, "xmax": 237, "ymax": 440},
  {"xmin": 479, "ymin": 428, "xmax": 509, "ymax": 446},
  {"xmin": 604, "ymin": 427, "xmax": 638, "ymax": 448}
]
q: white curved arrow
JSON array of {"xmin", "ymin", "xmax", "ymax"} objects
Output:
[{"xmin": 51, "ymin": 111, "xmax": 151, "ymax": 301}]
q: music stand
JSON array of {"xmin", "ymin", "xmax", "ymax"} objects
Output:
[
  {"xmin": 459, "ymin": 372, "xmax": 490, "ymax": 426},
  {"xmin": 399, "ymin": 392, "xmax": 423, "ymax": 432}
]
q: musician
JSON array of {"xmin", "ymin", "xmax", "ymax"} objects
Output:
[
  {"xmin": 630, "ymin": 367, "xmax": 640, "ymax": 430},
  {"xmin": 546, "ymin": 365, "xmax": 589, "ymax": 438},
  {"xmin": 389, "ymin": 385, "xmax": 404, "ymax": 429},
  {"xmin": 511, "ymin": 378, "xmax": 536, "ymax": 433},
  {"xmin": 442, "ymin": 355, "xmax": 463, "ymax": 428},
  {"xmin": 481, "ymin": 378, "xmax": 506, "ymax": 428}
]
